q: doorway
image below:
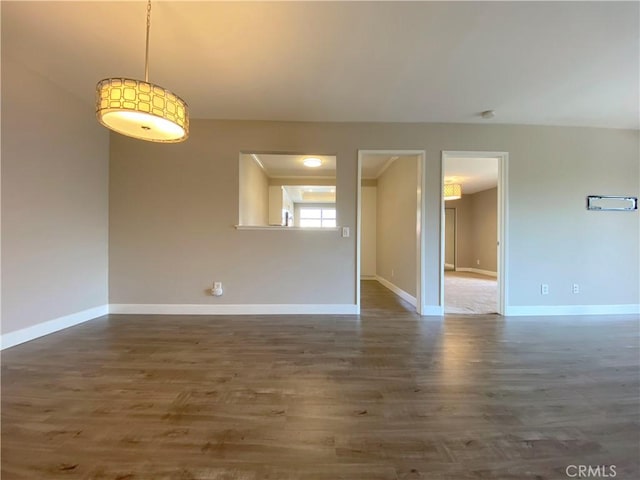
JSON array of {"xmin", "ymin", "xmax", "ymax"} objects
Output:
[
  {"xmin": 440, "ymin": 151, "xmax": 508, "ymax": 315},
  {"xmin": 356, "ymin": 150, "xmax": 426, "ymax": 315}
]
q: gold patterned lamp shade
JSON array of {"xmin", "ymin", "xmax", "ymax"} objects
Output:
[
  {"xmin": 443, "ymin": 183, "xmax": 462, "ymax": 201},
  {"xmin": 96, "ymin": 78, "xmax": 188, "ymax": 143},
  {"xmin": 95, "ymin": 1, "xmax": 189, "ymax": 143}
]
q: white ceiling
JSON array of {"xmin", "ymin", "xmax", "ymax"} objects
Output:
[
  {"xmin": 3, "ymin": 1, "xmax": 638, "ymax": 129},
  {"xmin": 283, "ymin": 186, "xmax": 336, "ymax": 204},
  {"xmin": 444, "ymin": 157, "xmax": 498, "ymax": 195},
  {"xmin": 361, "ymin": 155, "xmax": 398, "ymax": 180},
  {"xmin": 361, "ymin": 154, "xmax": 497, "ymax": 194},
  {"xmin": 250, "ymin": 154, "xmax": 336, "ymax": 178}
]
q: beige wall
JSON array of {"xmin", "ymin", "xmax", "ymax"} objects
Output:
[
  {"xmin": 268, "ymin": 186, "xmax": 284, "ymax": 225},
  {"xmin": 444, "ymin": 208, "xmax": 456, "ymax": 268},
  {"xmin": 472, "ymin": 188, "xmax": 498, "ymax": 272},
  {"xmin": 376, "ymin": 156, "xmax": 418, "ymax": 297},
  {"xmin": 1, "ymin": 55, "xmax": 109, "ymax": 335},
  {"xmin": 108, "ymin": 120, "xmax": 639, "ymax": 309},
  {"xmin": 448, "ymin": 188, "xmax": 498, "ymax": 272},
  {"xmin": 360, "ymin": 186, "xmax": 377, "ymax": 278},
  {"xmin": 239, "ymin": 154, "xmax": 269, "ymax": 225},
  {"xmin": 447, "ymin": 195, "xmax": 471, "ymax": 268}
]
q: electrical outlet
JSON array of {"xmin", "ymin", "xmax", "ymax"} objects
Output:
[
  {"xmin": 212, "ymin": 282, "xmax": 223, "ymax": 297},
  {"xmin": 572, "ymin": 283, "xmax": 580, "ymax": 294},
  {"xmin": 476, "ymin": 259, "xmax": 480, "ymax": 265},
  {"xmin": 541, "ymin": 284, "xmax": 549, "ymax": 295}
]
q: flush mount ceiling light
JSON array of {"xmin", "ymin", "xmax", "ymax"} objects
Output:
[
  {"xmin": 96, "ymin": 1, "xmax": 189, "ymax": 143},
  {"xmin": 303, "ymin": 157, "xmax": 322, "ymax": 168},
  {"xmin": 443, "ymin": 183, "xmax": 462, "ymax": 201}
]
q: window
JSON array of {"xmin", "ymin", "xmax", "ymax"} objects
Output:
[{"xmin": 299, "ymin": 207, "xmax": 336, "ymax": 228}]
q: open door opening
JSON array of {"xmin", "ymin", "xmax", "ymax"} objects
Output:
[
  {"xmin": 356, "ymin": 150, "xmax": 426, "ymax": 315},
  {"xmin": 441, "ymin": 151, "xmax": 508, "ymax": 315}
]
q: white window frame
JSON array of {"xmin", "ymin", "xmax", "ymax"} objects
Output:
[{"xmin": 299, "ymin": 206, "xmax": 337, "ymax": 228}]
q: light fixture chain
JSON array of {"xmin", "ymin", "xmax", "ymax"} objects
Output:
[{"xmin": 144, "ymin": 0, "xmax": 151, "ymax": 82}]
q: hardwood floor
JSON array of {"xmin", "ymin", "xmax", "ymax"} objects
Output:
[{"xmin": 2, "ymin": 282, "xmax": 639, "ymax": 479}]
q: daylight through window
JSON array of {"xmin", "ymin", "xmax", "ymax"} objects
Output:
[{"xmin": 299, "ymin": 208, "xmax": 336, "ymax": 228}]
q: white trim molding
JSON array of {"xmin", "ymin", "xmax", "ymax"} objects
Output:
[
  {"xmin": 375, "ymin": 276, "xmax": 417, "ymax": 307},
  {"xmin": 505, "ymin": 304, "xmax": 640, "ymax": 316},
  {"xmin": 456, "ymin": 267, "xmax": 498, "ymax": 278},
  {"xmin": 421, "ymin": 305, "xmax": 445, "ymax": 316},
  {"xmin": 375, "ymin": 276, "xmax": 443, "ymax": 316},
  {"xmin": 1, "ymin": 305, "xmax": 109, "ymax": 350},
  {"xmin": 235, "ymin": 225, "xmax": 340, "ymax": 232},
  {"xmin": 4, "ymin": 302, "xmax": 634, "ymax": 351},
  {"xmin": 109, "ymin": 304, "xmax": 359, "ymax": 315}
]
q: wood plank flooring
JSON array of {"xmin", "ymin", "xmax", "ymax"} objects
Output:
[{"xmin": 2, "ymin": 282, "xmax": 639, "ymax": 479}]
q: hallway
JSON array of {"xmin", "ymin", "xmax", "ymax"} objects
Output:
[{"xmin": 360, "ymin": 279, "xmax": 417, "ymax": 316}]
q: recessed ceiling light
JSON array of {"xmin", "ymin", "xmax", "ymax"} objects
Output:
[{"xmin": 303, "ymin": 157, "xmax": 322, "ymax": 168}]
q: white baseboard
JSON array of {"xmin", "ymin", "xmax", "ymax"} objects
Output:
[
  {"xmin": 360, "ymin": 275, "xmax": 377, "ymax": 280},
  {"xmin": 444, "ymin": 263, "xmax": 454, "ymax": 270},
  {"xmin": 421, "ymin": 305, "xmax": 445, "ymax": 316},
  {"xmin": 375, "ymin": 276, "xmax": 417, "ymax": 307},
  {"xmin": 456, "ymin": 267, "xmax": 498, "ymax": 278},
  {"xmin": 1, "ymin": 305, "xmax": 109, "ymax": 350},
  {"xmin": 505, "ymin": 304, "xmax": 640, "ymax": 316},
  {"xmin": 373, "ymin": 277, "xmax": 443, "ymax": 315},
  {"xmin": 0, "ymin": 302, "xmax": 357, "ymax": 349},
  {"xmin": 109, "ymin": 303, "xmax": 359, "ymax": 315},
  {"xmin": 5, "ymin": 301, "xmax": 632, "ymax": 350}
]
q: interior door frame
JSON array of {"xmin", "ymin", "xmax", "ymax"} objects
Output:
[
  {"xmin": 356, "ymin": 150, "xmax": 427, "ymax": 315},
  {"xmin": 440, "ymin": 151, "xmax": 509, "ymax": 315},
  {"xmin": 444, "ymin": 207, "xmax": 457, "ymax": 271}
]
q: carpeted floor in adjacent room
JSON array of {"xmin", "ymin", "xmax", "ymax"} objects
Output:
[{"xmin": 445, "ymin": 270, "xmax": 498, "ymax": 314}]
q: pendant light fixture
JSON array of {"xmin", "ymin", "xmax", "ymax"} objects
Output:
[
  {"xmin": 96, "ymin": 1, "xmax": 189, "ymax": 143},
  {"xmin": 443, "ymin": 183, "xmax": 462, "ymax": 201}
]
